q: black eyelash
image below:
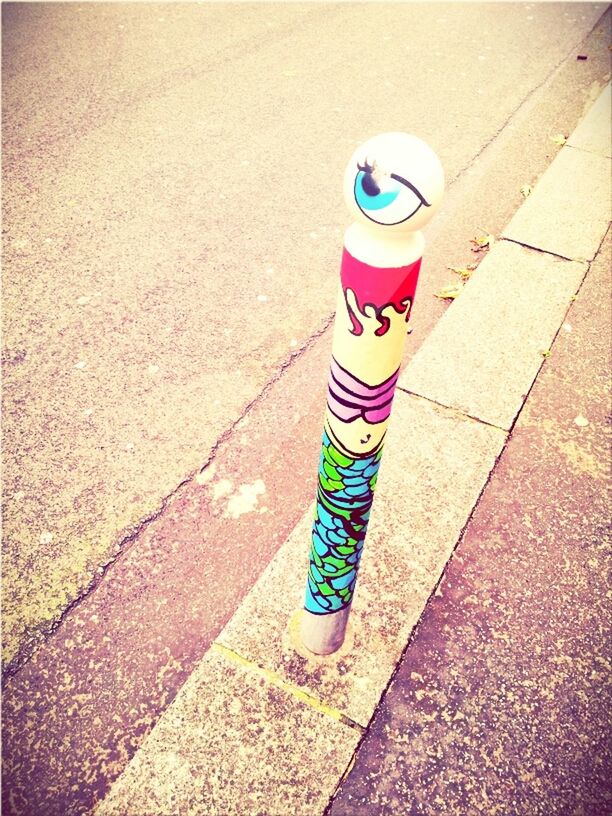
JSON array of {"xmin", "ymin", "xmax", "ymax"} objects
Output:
[{"xmin": 357, "ymin": 159, "xmax": 376, "ymax": 174}]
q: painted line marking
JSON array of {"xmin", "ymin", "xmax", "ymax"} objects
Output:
[{"xmin": 211, "ymin": 642, "xmax": 366, "ymax": 735}]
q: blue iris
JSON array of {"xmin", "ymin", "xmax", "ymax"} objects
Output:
[{"xmin": 355, "ymin": 171, "xmax": 400, "ymax": 211}]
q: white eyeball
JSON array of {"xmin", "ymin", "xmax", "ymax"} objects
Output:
[{"xmin": 344, "ymin": 133, "xmax": 444, "ymax": 233}]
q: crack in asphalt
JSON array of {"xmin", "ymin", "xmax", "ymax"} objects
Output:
[{"xmin": 3, "ymin": 313, "xmax": 335, "ymax": 681}]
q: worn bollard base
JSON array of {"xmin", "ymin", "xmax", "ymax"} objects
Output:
[{"xmin": 300, "ymin": 607, "xmax": 351, "ymax": 656}]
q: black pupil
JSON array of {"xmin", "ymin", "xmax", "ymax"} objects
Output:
[{"xmin": 361, "ymin": 172, "xmax": 380, "ymax": 197}]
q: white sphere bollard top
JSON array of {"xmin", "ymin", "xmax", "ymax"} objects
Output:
[{"xmin": 342, "ymin": 132, "xmax": 444, "ymax": 268}]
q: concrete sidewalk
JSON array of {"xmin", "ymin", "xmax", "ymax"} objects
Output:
[
  {"xmin": 329, "ymin": 233, "xmax": 611, "ymax": 816},
  {"xmin": 91, "ymin": 86, "xmax": 611, "ymax": 816}
]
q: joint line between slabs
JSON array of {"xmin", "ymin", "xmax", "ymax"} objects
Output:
[
  {"xmin": 395, "ymin": 388, "xmax": 509, "ymax": 434},
  {"xmin": 564, "ymin": 141, "xmax": 612, "ymax": 160},
  {"xmin": 211, "ymin": 642, "xmax": 366, "ymax": 734},
  {"xmin": 499, "ymin": 236, "xmax": 591, "ymax": 265}
]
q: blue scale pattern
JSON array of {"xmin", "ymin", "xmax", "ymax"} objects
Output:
[{"xmin": 304, "ymin": 429, "xmax": 383, "ymax": 614}]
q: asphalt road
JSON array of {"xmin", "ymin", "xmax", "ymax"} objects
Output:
[{"xmin": 2, "ymin": 2, "xmax": 609, "ymax": 673}]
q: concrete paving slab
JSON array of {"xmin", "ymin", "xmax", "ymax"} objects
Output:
[
  {"xmin": 218, "ymin": 391, "xmax": 506, "ymax": 727},
  {"xmin": 399, "ymin": 241, "xmax": 587, "ymax": 430},
  {"xmin": 94, "ymin": 648, "xmax": 361, "ymax": 816},
  {"xmin": 502, "ymin": 145, "xmax": 610, "ymax": 261},
  {"xmin": 329, "ymin": 229, "xmax": 612, "ymax": 816},
  {"xmin": 567, "ymin": 83, "xmax": 611, "ymax": 157}
]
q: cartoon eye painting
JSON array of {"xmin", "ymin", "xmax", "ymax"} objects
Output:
[{"xmin": 353, "ymin": 160, "xmax": 431, "ymax": 226}]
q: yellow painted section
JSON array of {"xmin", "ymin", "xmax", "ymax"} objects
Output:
[{"xmin": 211, "ymin": 642, "xmax": 363, "ymax": 732}]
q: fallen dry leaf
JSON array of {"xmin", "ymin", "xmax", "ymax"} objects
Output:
[
  {"xmin": 550, "ymin": 133, "xmax": 568, "ymax": 146},
  {"xmin": 448, "ymin": 264, "xmax": 476, "ymax": 281},
  {"xmin": 435, "ymin": 285, "xmax": 463, "ymax": 301},
  {"xmin": 471, "ymin": 231, "xmax": 496, "ymax": 252}
]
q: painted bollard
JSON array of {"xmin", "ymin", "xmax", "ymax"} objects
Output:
[{"xmin": 300, "ymin": 132, "xmax": 444, "ymax": 655}]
